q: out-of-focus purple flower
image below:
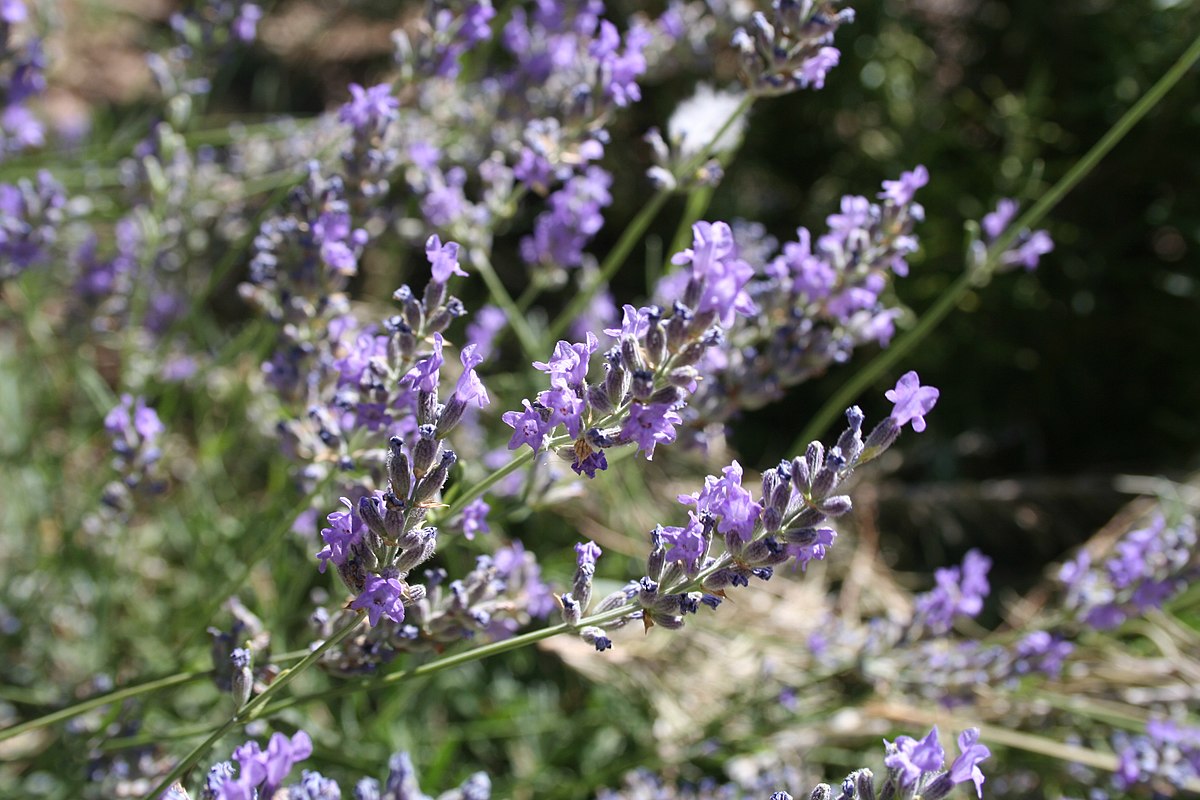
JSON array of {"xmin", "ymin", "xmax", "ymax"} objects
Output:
[
  {"xmin": 425, "ymin": 234, "xmax": 467, "ymax": 283},
  {"xmin": 1013, "ymin": 631, "xmax": 1073, "ymax": 677},
  {"xmin": 350, "ymin": 573, "xmax": 406, "ymax": 627},
  {"xmin": 913, "ymin": 549, "xmax": 991, "ymax": 634},
  {"xmin": 603, "ymin": 304, "xmax": 653, "ymax": 340},
  {"xmin": 465, "ymin": 305, "xmax": 506, "ymax": 360},
  {"xmin": 459, "ymin": 498, "xmax": 490, "ymax": 540},
  {"xmin": 879, "ymin": 165, "xmax": 929, "ymax": 206},
  {"xmin": 338, "ymin": 82, "xmax": 399, "ymax": 135},
  {"xmin": 672, "ymin": 221, "xmax": 757, "ymax": 326},
  {"xmin": 978, "ymin": 198, "xmax": 1054, "ymax": 271},
  {"xmin": 231, "ymin": 4, "xmax": 262, "ymax": 43},
  {"xmin": 1002, "ymin": 229, "xmax": 1054, "ymax": 270},
  {"xmin": 982, "ymin": 198, "xmax": 1018, "ymax": 240},
  {"xmin": 885, "ymin": 370, "xmax": 939, "ymax": 433},
  {"xmin": 1, "ymin": 0, "xmax": 27, "ymax": 23},
  {"xmin": 520, "ymin": 167, "xmax": 613, "ymax": 269}
]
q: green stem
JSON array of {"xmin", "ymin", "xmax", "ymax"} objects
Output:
[
  {"xmin": 436, "ymin": 447, "xmax": 536, "ymax": 524},
  {"xmin": 0, "ymin": 671, "xmax": 210, "ymax": 743},
  {"xmin": 142, "ymin": 618, "xmax": 363, "ymax": 800},
  {"xmin": 258, "ymin": 604, "xmax": 635, "ymax": 717},
  {"xmin": 471, "ymin": 248, "xmax": 544, "ymax": 360},
  {"xmin": 787, "ymin": 30, "xmax": 1200, "ymax": 454}
]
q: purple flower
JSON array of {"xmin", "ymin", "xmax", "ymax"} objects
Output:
[
  {"xmin": 425, "ymin": 234, "xmax": 467, "ymax": 283},
  {"xmin": 532, "ymin": 333, "xmax": 598, "ymax": 388},
  {"xmin": 603, "ymin": 303, "xmax": 653, "ymax": 340},
  {"xmin": 787, "ymin": 527, "xmax": 836, "ymax": 571},
  {"xmin": 660, "ymin": 515, "xmax": 705, "ymax": 570},
  {"xmin": 913, "ymin": 549, "xmax": 992, "ymax": 633},
  {"xmin": 672, "ymin": 221, "xmax": 756, "ymax": 326},
  {"xmin": 982, "ymin": 198, "xmax": 1018, "ymax": 240},
  {"xmin": 879, "ymin": 165, "xmax": 929, "ymax": 207},
  {"xmin": 884, "ymin": 727, "xmax": 945, "ymax": 786},
  {"xmin": 502, "ymin": 399, "xmax": 549, "ymax": 451},
  {"xmin": 350, "ymin": 573, "xmax": 406, "ymax": 627},
  {"xmin": 575, "ymin": 540, "xmax": 602, "ymax": 568},
  {"xmin": 520, "ymin": 167, "xmax": 613, "ymax": 268},
  {"xmin": 1002, "ymin": 229, "xmax": 1054, "ymax": 270},
  {"xmin": 231, "ymin": 4, "xmax": 262, "ymax": 43},
  {"xmin": 620, "ymin": 402, "xmax": 681, "ymax": 460},
  {"xmin": 678, "ymin": 461, "xmax": 762, "ymax": 542},
  {"xmin": 798, "ymin": 47, "xmax": 840, "ymax": 89},
  {"xmin": 465, "ymin": 305, "xmax": 506, "ymax": 360},
  {"xmin": 406, "ymin": 332, "xmax": 445, "ymax": 393},
  {"xmin": 948, "ymin": 728, "xmax": 990, "ymax": 797},
  {"xmin": 537, "ymin": 382, "xmax": 585, "ymax": 439},
  {"xmin": 455, "ymin": 343, "xmax": 490, "ymax": 407},
  {"xmin": 315, "ymin": 498, "xmax": 363, "ymax": 573},
  {"xmin": 338, "ymin": 82, "xmax": 399, "ymax": 134},
  {"xmin": 459, "ymin": 498, "xmax": 490, "ymax": 540},
  {"xmin": 1, "ymin": 0, "xmax": 27, "ymax": 23},
  {"xmin": 885, "ymin": 371, "xmax": 939, "ymax": 432}
]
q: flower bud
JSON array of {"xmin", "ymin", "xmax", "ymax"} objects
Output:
[
  {"xmin": 791, "ymin": 454, "xmax": 811, "ymax": 492},
  {"xmin": 560, "ymin": 593, "xmax": 582, "ymax": 626},
  {"xmin": 422, "ymin": 278, "xmax": 447, "ymax": 313},
  {"xmin": 587, "ymin": 383, "xmax": 613, "ymax": 414},
  {"xmin": 427, "ymin": 296, "xmax": 466, "ymax": 334},
  {"xmin": 434, "ymin": 394, "xmax": 467, "ymax": 438},
  {"xmin": 630, "ymin": 369, "xmax": 655, "ymax": 401},
  {"xmin": 411, "ymin": 425, "xmax": 440, "ymax": 477},
  {"xmin": 386, "ymin": 437, "xmax": 413, "ymax": 499},
  {"xmin": 644, "ymin": 320, "xmax": 668, "ymax": 367},
  {"xmin": 619, "ymin": 336, "xmax": 643, "ymax": 372},
  {"xmin": 836, "ymin": 406, "xmax": 865, "ymax": 464},
  {"xmin": 413, "ymin": 450, "xmax": 456, "ymax": 505},
  {"xmin": 819, "ymin": 495, "xmax": 853, "ymax": 517}
]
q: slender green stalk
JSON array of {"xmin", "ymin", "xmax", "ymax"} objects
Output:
[
  {"xmin": 0, "ymin": 671, "xmax": 210, "ymax": 743},
  {"xmin": 436, "ymin": 447, "xmax": 536, "ymax": 524},
  {"xmin": 142, "ymin": 618, "xmax": 363, "ymax": 800},
  {"xmin": 470, "ymin": 248, "xmax": 544, "ymax": 359},
  {"xmin": 787, "ymin": 30, "xmax": 1200, "ymax": 454}
]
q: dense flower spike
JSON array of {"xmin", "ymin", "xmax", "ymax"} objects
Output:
[
  {"xmin": 679, "ymin": 169, "xmax": 928, "ymax": 436},
  {"xmin": 733, "ymin": 1, "xmax": 856, "ymax": 96},
  {"xmin": 1059, "ymin": 513, "xmax": 1197, "ymax": 629}
]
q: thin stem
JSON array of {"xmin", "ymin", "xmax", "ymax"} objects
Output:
[
  {"xmin": 0, "ymin": 671, "xmax": 210, "ymax": 743},
  {"xmin": 258, "ymin": 603, "xmax": 635, "ymax": 716},
  {"xmin": 142, "ymin": 618, "xmax": 363, "ymax": 800},
  {"xmin": 787, "ymin": 30, "xmax": 1200, "ymax": 454},
  {"xmin": 471, "ymin": 247, "xmax": 544, "ymax": 360},
  {"xmin": 436, "ymin": 447, "xmax": 535, "ymax": 524}
]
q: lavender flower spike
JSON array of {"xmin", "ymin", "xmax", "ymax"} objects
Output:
[{"xmin": 886, "ymin": 371, "xmax": 939, "ymax": 432}]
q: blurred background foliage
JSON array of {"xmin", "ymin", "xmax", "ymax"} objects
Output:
[{"xmin": 2, "ymin": 0, "xmax": 1199, "ymax": 797}]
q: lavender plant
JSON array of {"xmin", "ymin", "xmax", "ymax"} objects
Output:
[{"xmin": 1, "ymin": 1, "xmax": 1198, "ymax": 798}]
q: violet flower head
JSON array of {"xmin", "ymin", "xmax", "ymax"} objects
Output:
[
  {"xmin": 350, "ymin": 573, "xmax": 406, "ymax": 627},
  {"xmin": 659, "ymin": 515, "xmax": 706, "ymax": 571},
  {"xmin": 913, "ymin": 549, "xmax": 992, "ymax": 634},
  {"xmin": 575, "ymin": 540, "xmax": 602, "ymax": 568},
  {"xmin": 885, "ymin": 370, "xmax": 939, "ymax": 432},
  {"xmin": 338, "ymin": 82, "xmax": 400, "ymax": 135},
  {"xmin": 884, "ymin": 726, "xmax": 945, "ymax": 787},
  {"xmin": 459, "ymin": 497, "xmax": 490, "ymax": 540},
  {"xmin": 502, "ymin": 399, "xmax": 550, "ymax": 452},
  {"xmin": 315, "ymin": 497, "xmax": 362, "ymax": 574},
  {"xmin": 879, "ymin": 165, "xmax": 929, "ymax": 206},
  {"xmin": 678, "ymin": 460, "xmax": 762, "ymax": 543},
  {"xmin": 406, "ymin": 332, "xmax": 445, "ymax": 393},
  {"xmin": 948, "ymin": 728, "xmax": 990, "ymax": 798},
  {"xmin": 977, "ymin": 198, "xmax": 1054, "ymax": 271},
  {"xmin": 619, "ymin": 402, "xmax": 681, "ymax": 460},
  {"xmin": 426, "ymin": 234, "xmax": 468, "ymax": 283},
  {"xmin": 455, "ymin": 343, "xmax": 490, "ymax": 408},
  {"xmin": 231, "ymin": 4, "xmax": 262, "ymax": 43}
]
